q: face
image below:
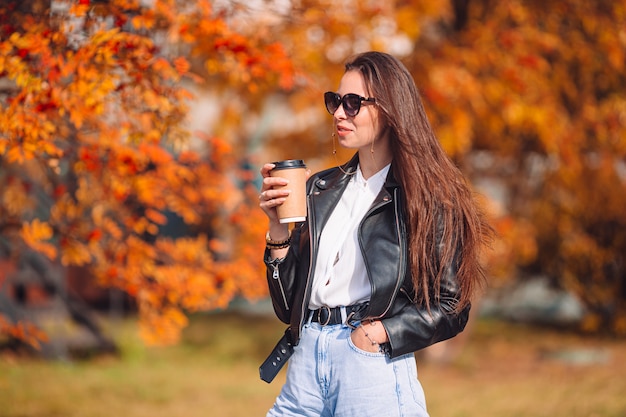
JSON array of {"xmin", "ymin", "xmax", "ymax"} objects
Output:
[{"xmin": 331, "ymin": 70, "xmax": 385, "ymax": 152}]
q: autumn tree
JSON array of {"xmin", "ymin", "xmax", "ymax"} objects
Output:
[{"xmin": 0, "ymin": 0, "xmax": 295, "ymax": 347}]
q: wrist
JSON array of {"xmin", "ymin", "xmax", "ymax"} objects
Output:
[
  {"xmin": 363, "ymin": 321, "xmax": 389, "ymax": 343},
  {"xmin": 266, "ymin": 229, "xmax": 291, "ymax": 250},
  {"xmin": 268, "ymin": 224, "xmax": 290, "ymax": 242}
]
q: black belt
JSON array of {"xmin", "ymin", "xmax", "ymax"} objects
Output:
[{"xmin": 310, "ymin": 303, "xmax": 368, "ymax": 325}]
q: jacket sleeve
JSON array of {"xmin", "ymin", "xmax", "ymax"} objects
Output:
[
  {"xmin": 381, "ymin": 258, "xmax": 471, "ymax": 358},
  {"xmin": 263, "ymin": 224, "xmax": 304, "ymax": 324}
]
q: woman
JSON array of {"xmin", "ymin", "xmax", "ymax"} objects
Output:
[{"xmin": 258, "ymin": 51, "xmax": 490, "ymax": 417}]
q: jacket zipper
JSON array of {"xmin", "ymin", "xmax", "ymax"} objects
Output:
[{"xmin": 270, "ymin": 259, "xmax": 289, "ymax": 311}]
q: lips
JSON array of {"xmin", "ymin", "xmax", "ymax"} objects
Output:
[{"xmin": 336, "ymin": 125, "xmax": 352, "ymax": 136}]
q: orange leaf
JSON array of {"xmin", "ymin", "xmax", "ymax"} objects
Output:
[
  {"xmin": 20, "ymin": 219, "xmax": 57, "ymax": 260},
  {"xmin": 60, "ymin": 240, "xmax": 92, "ymax": 266},
  {"xmin": 173, "ymin": 56, "xmax": 190, "ymax": 75},
  {"xmin": 139, "ymin": 143, "xmax": 173, "ymax": 165},
  {"xmin": 145, "ymin": 208, "xmax": 168, "ymax": 225}
]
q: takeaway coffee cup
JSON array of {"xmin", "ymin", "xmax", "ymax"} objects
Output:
[{"xmin": 270, "ymin": 159, "xmax": 307, "ymax": 223}]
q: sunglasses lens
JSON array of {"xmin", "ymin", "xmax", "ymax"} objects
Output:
[
  {"xmin": 324, "ymin": 92, "xmax": 340, "ymax": 115},
  {"xmin": 343, "ymin": 94, "xmax": 361, "ymax": 117},
  {"xmin": 324, "ymin": 92, "xmax": 366, "ymax": 117}
]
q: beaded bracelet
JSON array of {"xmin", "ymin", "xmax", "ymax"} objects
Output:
[
  {"xmin": 359, "ymin": 322, "xmax": 390, "ymax": 355},
  {"xmin": 266, "ymin": 230, "xmax": 291, "ymax": 249},
  {"xmin": 359, "ymin": 323, "xmax": 379, "ymax": 347}
]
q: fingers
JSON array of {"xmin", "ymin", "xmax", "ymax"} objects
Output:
[
  {"xmin": 259, "ymin": 163, "xmax": 290, "ymax": 194},
  {"xmin": 258, "ymin": 163, "xmax": 291, "ymax": 220},
  {"xmin": 258, "ymin": 189, "xmax": 290, "ymax": 206},
  {"xmin": 259, "ymin": 163, "xmax": 275, "ymax": 179},
  {"xmin": 258, "ymin": 190, "xmax": 287, "ymax": 223}
]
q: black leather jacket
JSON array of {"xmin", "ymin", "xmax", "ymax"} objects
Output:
[{"xmin": 264, "ymin": 155, "xmax": 470, "ymax": 358}]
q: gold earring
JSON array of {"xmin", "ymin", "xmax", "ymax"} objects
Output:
[{"xmin": 332, "ymin": 132, "xmax": 355, "ymax": 176}]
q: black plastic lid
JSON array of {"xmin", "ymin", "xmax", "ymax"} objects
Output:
[{"xmin": 271, "ymin": 159, "xmax": 306, "ymax": 170}]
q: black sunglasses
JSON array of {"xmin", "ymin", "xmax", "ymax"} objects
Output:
[{"xmin": 324, "ymin": 92, "xmax": 376, "ymax": 117}]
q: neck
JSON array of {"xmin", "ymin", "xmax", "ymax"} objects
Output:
[{"xmin": 358, "ymin": 143, "xmax": 392, "ymax": 180}]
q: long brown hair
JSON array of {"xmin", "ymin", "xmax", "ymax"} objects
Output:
[{"xmin": 345, "ymin": 51, "xmax": 491, "ymax": 312}]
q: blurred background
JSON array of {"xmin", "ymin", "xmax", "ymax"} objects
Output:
[{"xmin": 1, "ymin": 0, "xmax": 625, "ymax": 416}]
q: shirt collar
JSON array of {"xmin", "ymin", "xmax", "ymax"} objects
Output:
[{"xmin": 354, "ymin": 163, "xmax": 391, "ymax": 190}]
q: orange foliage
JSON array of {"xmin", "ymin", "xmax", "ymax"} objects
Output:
[
  {"xmin": 0, "ymin": 0, "xmax": 295, "ymax": 346},
  {"xmin": 428, "ymin": 1, "xmax": 626, "ymax": 334},
  {"xmin": 0, "ymin": 314, "xmax": 49, "ymax": 349}
]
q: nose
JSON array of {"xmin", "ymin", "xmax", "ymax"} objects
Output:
[{"xmin": 333, "ymin": 103, "xmax": 347, "ymax": 120}]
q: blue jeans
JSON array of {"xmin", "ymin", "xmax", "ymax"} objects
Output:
[{"xmin": 267, "ymin": 314, "xmax": 429, "ymax": 417}]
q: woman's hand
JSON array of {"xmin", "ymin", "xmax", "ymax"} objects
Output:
[
  {"xmin": 259, "ymin": 163, "xmax": 291, "ymax": 223},
  {"xmin": 350, "ymin": 321, "xmax": 389, "ymax": 353},
  {"xmin": 259, "ymin": 163, "xmax": 291, "ymax": 243}
]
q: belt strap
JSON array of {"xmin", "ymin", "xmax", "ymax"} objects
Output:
[
  {"xmin": 259, "ymin": 328, "xmax": 294, "ymax": 383},
  {"xmin": 310, "ymin": 303, "xmax": 368, "ymax": 326}
]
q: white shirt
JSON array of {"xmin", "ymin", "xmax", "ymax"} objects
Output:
[{"xmin": 309, "ymin": 163, "xmax": 391, "ymax": 309}]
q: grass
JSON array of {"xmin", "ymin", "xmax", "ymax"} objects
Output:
[{"xmin": 1, "ymin": 311, "xmax": 625, "ymax": 417}]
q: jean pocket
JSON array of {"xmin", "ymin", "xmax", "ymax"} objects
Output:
[{"xmin": 347, "ymin": 329, "xmax": 387, "ymax": 357}]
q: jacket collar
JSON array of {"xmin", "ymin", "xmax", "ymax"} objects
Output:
[
  {"xmin": 308, "ymin": 153, "xmax": 401, "ymax": 238},
  {"xmin": 313, "ymin": 153, "xmax": 400, "ymax": 192}
]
